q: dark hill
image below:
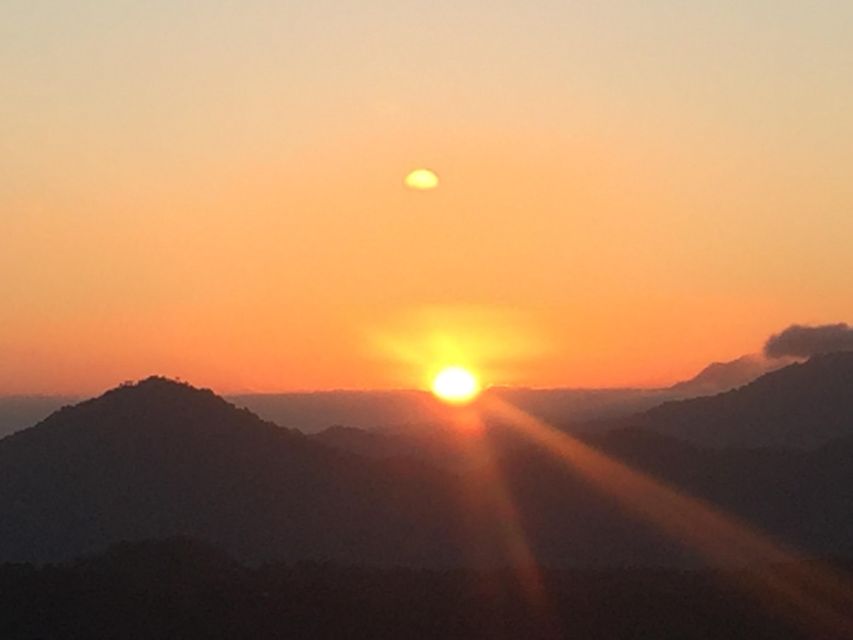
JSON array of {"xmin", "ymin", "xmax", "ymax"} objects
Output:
[
  {"xmin": 0, "ymin": 377, "xmax": 463, "ymax": 565},
  {"xmin": 630, "ymin": 352, "xmax": 853, "ymax": 448}
]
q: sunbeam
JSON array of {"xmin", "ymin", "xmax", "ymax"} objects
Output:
[
  {"xmin": 448, "ymin": 409, "xmax": 551, "ymax": 617},
  {"xmin": 483, "ymin": 396, "xmax": 853, "ymax": 638}
]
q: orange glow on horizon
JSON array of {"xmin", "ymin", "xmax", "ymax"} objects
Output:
[{"xmin": 3, "ymin": 3, "xmax": 853, "ymax": 394}]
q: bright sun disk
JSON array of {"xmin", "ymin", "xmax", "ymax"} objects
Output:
[{"xmin": 431, "ymin": 366, "xmax": 481, "ymax": 404}]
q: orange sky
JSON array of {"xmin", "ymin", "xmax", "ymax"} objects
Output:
[{"xmin": 2, "ymin": 2, "xmax": 852, "ymax": 394}]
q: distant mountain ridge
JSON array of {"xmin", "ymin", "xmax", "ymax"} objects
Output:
[
  {"xmin": 230, "ymin": 387, "xmax": 676, "ymax": 434},
  {"xmin": 312, "ymin": 355, "xmax": 847, "ymax": 461},
  {"xmin": 0, "ymin": 354, "xmax": 779, "ymax": 439},
  {"xmin": 667, "ymin": 354, "xmax": 789, "ymax": 397},
  {"xmin": 633, "ymin": 352, "xmax": 853, "ymax": 448},
  {"xmin": 223, "ymin": 355, "xmax": 792, "ymax": 431}
]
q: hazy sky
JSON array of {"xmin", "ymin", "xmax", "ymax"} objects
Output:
[{"xmin": 2, "ymin": 1, "xmax": 852, "ymax": 394}]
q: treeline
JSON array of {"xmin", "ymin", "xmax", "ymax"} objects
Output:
[{"xmin": 0, "ymin": 538, "xmax": 835, "ymax": 639}]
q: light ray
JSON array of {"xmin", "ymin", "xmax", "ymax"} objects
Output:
[
  {"xmin": 448, "ymin": 409, "xmax": 551, "ymax": 617},
  {"xmin": 483, "ymin": 395, "xmax": 853, "ymax": 638}
]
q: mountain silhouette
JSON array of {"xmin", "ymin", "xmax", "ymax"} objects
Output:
[
  {"xmin": 630, "ymin": 352, "xmax": 853, "ymax": 448},
  {"xmin": 0, "ymin": 377, "xmax": 464, "ymax": 565},
  {"xmin": 666, "ymin": 354, "xmax": 788, "ymax": 397},
  {"xmin": 5, "ymin": 372, "xmax": 853, "ymax": 567},
  {"xmin": 0, "ymin": 354, "xmax": 781, "ymax": 440},
  {"xmin": 226, "ymin": 357, "xmax": 792, "ymax": 433}
]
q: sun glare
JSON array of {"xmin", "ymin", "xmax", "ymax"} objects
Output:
[{"xmin": 431, "ymin": 366, "xmax": 481, "ymax": 404}]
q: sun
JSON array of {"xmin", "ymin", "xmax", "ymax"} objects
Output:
[{"xmin": 431, "ymin": 366, "xmax": 481, "ymax": 404}]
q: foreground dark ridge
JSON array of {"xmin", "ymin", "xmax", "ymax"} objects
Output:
[{"xmin": 2, "ymin": 538, "xmax": 847, "ymax": 640}]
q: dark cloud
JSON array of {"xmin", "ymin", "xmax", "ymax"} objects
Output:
[{"xmin": 764, "ymin": 323, "xmax": 853, "ymax": 359}]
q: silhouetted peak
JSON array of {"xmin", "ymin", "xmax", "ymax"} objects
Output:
[
  {"xmin": 654, "ymin": 351, "xmax": 853, "ymax": 409},
  {"xmin": 637, "ymin": 351, "xmax": 853, "ymax": 448},
  {"xmin": 3, "ymin": 375, "xmax": 300, "ymax": 448},
  {"xmin": 100, "ymin": 376, "xmax": 222, "ymax": 405},
  {"xmin": 44, "ymin": 376, "xmax": 232, "ymax": 424},
  {"xmin": 668, "ymin": 354, "xmax": 787, "ymax": 396}
]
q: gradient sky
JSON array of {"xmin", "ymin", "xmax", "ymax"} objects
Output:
[{"xmin": 2, "ymin": 1, "xmax": 852, "ymax": 394}]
